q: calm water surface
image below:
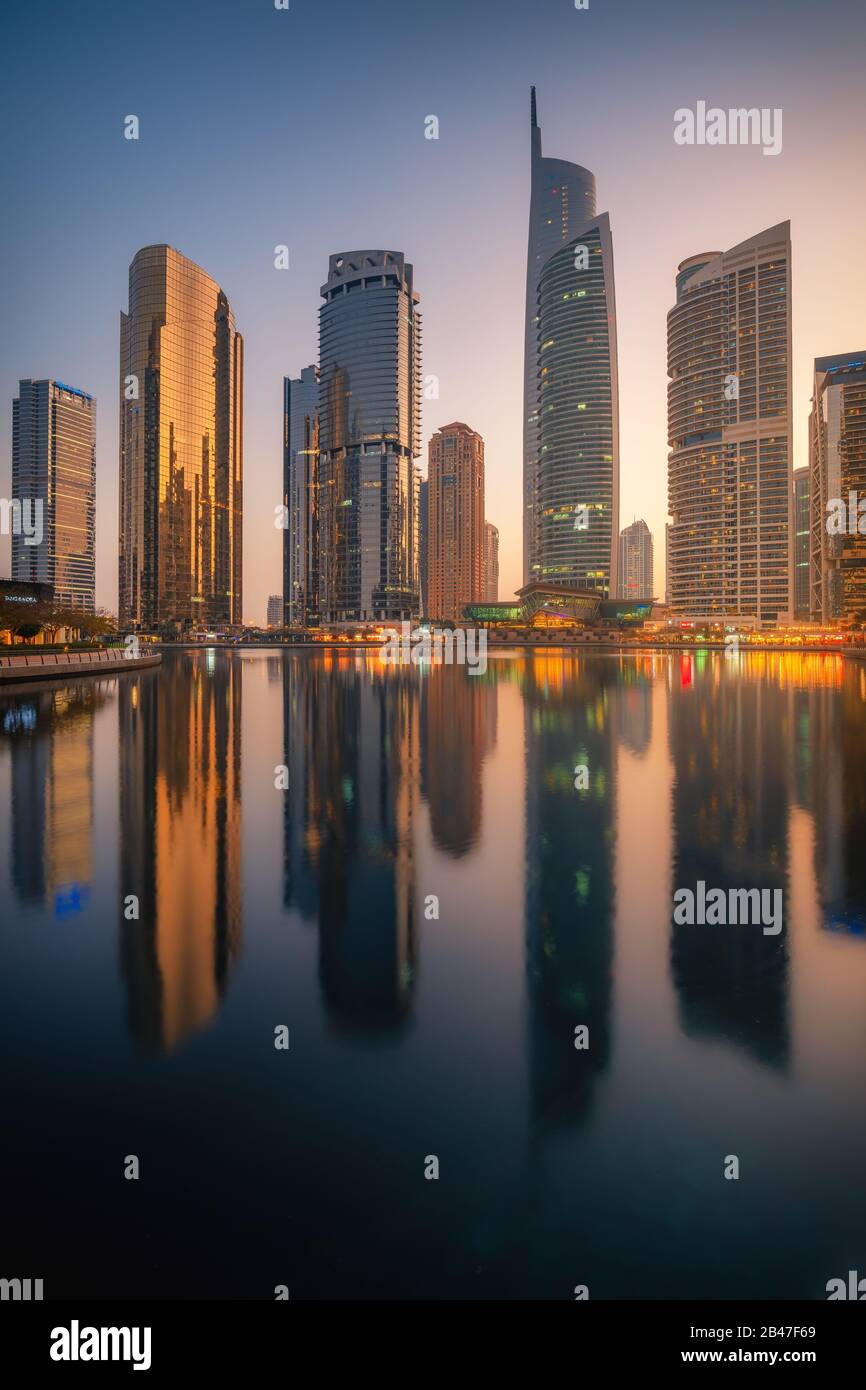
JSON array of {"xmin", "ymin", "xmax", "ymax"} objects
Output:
[{"xmin": 1, "ymin": 647, "xmax": 865, "ymax": 1299}]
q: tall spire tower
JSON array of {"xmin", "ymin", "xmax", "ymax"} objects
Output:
[
  {"xmin": 522, "ymin": 89, "xmax": 597, "ymax": 583},
  {"xmin": 524, "ymin": 90, "xmax": 620, "ymax": 597}
]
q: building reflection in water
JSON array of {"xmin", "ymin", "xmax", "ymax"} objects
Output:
[
  {"xmin": 282, "ymin": 651, "xmax": 418, "ymax": 1035},
  {"xmin": 798, "ymin": 660, "xmax": 866, "ymax": 939},
  {"xmin": 1, "ymin": 682, "xmax": 105, "ymax": 917},
  {"xmin": 521, "ymin": 653, "xmax": 616, "ymax": 1128},
  {"xmin": 118, "ymin": 652, "xmax": 242, "ymax": 1052},
  {"xmin": 667, "ymin": 652, "xmax": 790, "ymax": 1068},
  {"xmin": 421, "ymin": 665, "xmax": 497, "ymax": 857}
]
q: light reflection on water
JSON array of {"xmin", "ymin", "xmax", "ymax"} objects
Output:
[{"xmin": 0, "ymin": 648, "xmax": 864, "ymax": 1299}]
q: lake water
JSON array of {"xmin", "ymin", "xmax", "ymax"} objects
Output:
[{"xmin": 1, "ymin": 647, "xmax": 865, "ymax": 1299}]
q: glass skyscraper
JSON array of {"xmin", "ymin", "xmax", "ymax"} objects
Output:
[
  {"xmin": 535, "ymin": 211, "xmax": 620, "ymax": 595},
  {"xmin": 793, "ymin": 466, "xmax": 810, "ymax": 619},
  {"xmin": 318, "ymin": 250, "xmax": 421, "ymax": 623},
  {"xmin": 808, "ymin": 352, "xmax": 866, "ymax": 622},
  {"xmin": 12, "ymin": 378, "xmax": 96, "ymax": 612},
  {"xmin": 523, "ymin": 87, "xmax": 599, "ymax": 584},
  {"xmin": 419, "ymin": 478, "xmax": 429, "ymax": 618},
  {"xmin": 667, "ymin": 223, "xmax": 792, "ymax": 623},
  {"xmin": 118, "ymin": 245, "xmax": 243, "ymax": 630},
  {"xmin": 282, "ymin": 366, "xmax": 319, "ymax": 628}
]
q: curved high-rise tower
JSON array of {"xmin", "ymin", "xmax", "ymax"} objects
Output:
[
  {"xmin": 119, "ymin": 245, "xmax": 243, "ymax": 629},
  {"xmin": 667, "ymin": 223, "xmax": 792, "ymax": 622},
  {"xmin": 523, "ymin": 87, "xmax": 597, "ymax": 584},
  {"xmin": 535, "ymin": 213, "xmax": 620, "ymax": 594},
  {"xmin": 318, "ymin": 250, "xmax": 421, "ymax": 622}
]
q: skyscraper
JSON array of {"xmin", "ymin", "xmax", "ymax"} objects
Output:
[
  {"xmin": 318, "ymin": 250, "xmax": 421, "ymax": 623},
  {"xmin": 793, "ymin": 466, "xmax": 810, "ymax": 619},
  {"xmin": 808, "ymin": 352, "xmax": 866, "ymax": 622},
  {"xmin": 618, "ymin": 518, "xmax": 654, "ymax": 601},
  {"xmin": 484, "ymin": 521, "xmax": 499, "ymax": 603},
  {"xmin": 282, "ymin": 366, "xmax": 319, "ymax": 627},
  {"xmin": 667, "ymin": 223, "xmax": 792, "ymax": 623},
  {"xmin": 12, "ymin": 378, "xmax": 96, "ymax": 611},
  {"xmin": 119, "ymin": 245, "xmax": 243, "ymax": 630},
  {"xmin": 535, "ymin": 209, "xmax": 620, "ymax": 595},
  {"xmin": 427, "ymin": 422, "xmax": 485, "ymax": 622},
  {"xmin": 267, "ymin": 594, "xmax": 282, "ymax": 629},
  {"xmin": 419, "ymin": 478, "xmax": 429, "ymax": 618},
  {"xmin": 523, "ymin": 86, "xmax": 599, "ymax": 584}
]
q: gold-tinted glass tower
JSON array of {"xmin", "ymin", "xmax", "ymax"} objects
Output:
[{"xmin": 119, "ymin": 245, "xmax": 243, "ymax": 629}]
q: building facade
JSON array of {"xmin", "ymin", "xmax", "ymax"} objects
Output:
[
  {"xmin": 12, "ymin": 379, "xmax": 96, "ymax": 612},
  {"xmin": 419, "ymin": 478, "xmax": 429, "ymax": 618},
  {"xmin": 282, "ymin": 366, "xmax": 319, "ymax": 627},
  {"xmin": 808, "ymin": 352, "xmax": 866, "ymax": 622},
  {"xmin": 793, "ymin": 466, "xmax": 810, "ymax": 619},
  {"xmin": 484, "ymin": 521, "xmax": 499, "ymax": 603},
  {"xmin": 266, "ymin": 594, "xmax": 282, "ymax": 629},
  {"xmin": 427, "ymin": 422, "xmax": 485, "ymax": 622},
  {"xmin": 523, "ymin": 87, "xmax": 598, "ymax": 585},
  {"xmin": 667, "ymin": 223, "xmax": 792, "ymax": 624},
  {"xmin": 318, "ymin": 250, "xmax": 421, "ymax": 623},
  {"xmin": 119, "ymin": 245, "xmax": 243, "ymax": 630},
  {"xmin": 618, "ymin": 518, "xmax": 653, "ymax": 601},
  {"xmin": 523, "ymin": 87, "xmax": 598, "ymax": 584},
  {"xmin": 535, "ymin": 211, "xmax": 620, "ymax": 596}
]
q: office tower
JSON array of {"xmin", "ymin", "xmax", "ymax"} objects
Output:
[
  {"xmin": 808, "ymin": 352, "xmax": 866, "ymax": 622},
  {"xmin": 793, "ymin": 467, "xmax": 810, "ymax": 619},
  {"xmin": 427, "ymin": 422, "xmax": 485, "ymax": 622},
  {"xmin": 523, "ymin": 86, "xmax": 599, "ymax": 584},
  {"xmin": 618, "ymin": 518, "xmax": 654, "ymax": 602},
  {"xmin": 12, "ymin": 379, "xmax": 96, "ymax": 611},
  {"xmin": 119, "ymin": 245, "xmax": 243, "ymax": 630},
  {"xmin": 535, "ymin": 208, "xmax": 620, "ymax": 595},
  {"xmin": 667, "ymin": 223, "xmax": 792, "ymax": 623},
  {"xmin": 282, "ymin": 366, "xmax": 319, "ymax": 627},
  {"xmin": 484, "ymin": 521, "xmax": 499, "ymax": 602},
  {"xmin": 318, "ymin": 250, "xmax": 421, "ymax": 623},
  {"xmin": 665, "ymin": 523, "xmax": 671, "ymax": 607},
  {"xmin": 267, "ymin": 594, "xmax": 282, "ymax": 629},
  {"xmin": 419, "ymin": 478, "xmax": 429, "ymax": 618}
]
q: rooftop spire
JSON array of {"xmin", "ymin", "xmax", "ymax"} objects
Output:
[{"xmin": 530, "ymin": 86, "xmax": 538, "ymax": 129}]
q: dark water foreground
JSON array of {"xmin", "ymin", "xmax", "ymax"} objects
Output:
[{"xmin": 1, "ymin": 647, "xmax": 864, "ymax": 1300}]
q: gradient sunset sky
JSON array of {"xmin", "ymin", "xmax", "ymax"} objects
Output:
[{"xmin": 1, "ymin": 0, "xmax": 864, "ymax": 620}]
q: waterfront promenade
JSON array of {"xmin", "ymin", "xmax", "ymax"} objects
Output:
[{"xmin": 0, "ymin": 648, "xmax": 162, "ymax": 684}]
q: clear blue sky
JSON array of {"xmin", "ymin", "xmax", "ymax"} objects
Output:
[{"xmin": 2, "ymin": 0, "xmax": 864, "ymax": 619}]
